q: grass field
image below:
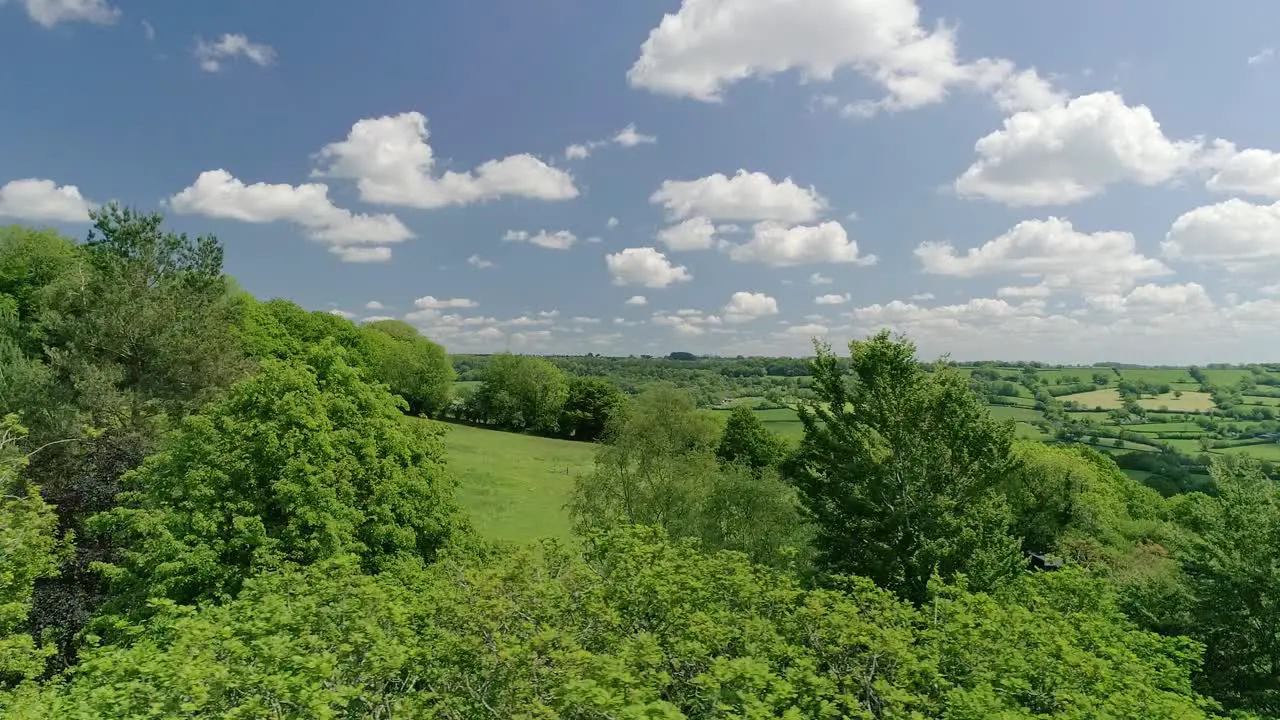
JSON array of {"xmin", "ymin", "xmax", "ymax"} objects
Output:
[
  {"xmin": 1135, "ymin": 391, "xmax": 1216, "ymax": 412},
  {"xmin": 442, "ymin": 421, "xmax": 594, "ymax": 543},
  {"xmin": 988, "ymin": 405, "xmax": 1046, "ymax": 423},
  {"xmin": 1060, "ymin": 388, "xmax": 1125, "ymax": 409},
  {"xmin": 1217, "ymin": 443, "xmax": 1280, "ymax": 461}
]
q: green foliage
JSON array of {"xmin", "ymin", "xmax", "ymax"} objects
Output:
[
  {"xmin": 572, "ymin": 387, "xmax": 810, "ymax": 570},
  {"xmin": 557, "ymin": 375, "xmax": 625, "ymax": 441},
  {"xmin": 785, "ymin": 331, "xmax": 1025, "ymax": 602},
  {"xmin": 359, "ymin": 319, "xmax": 455, "ymax": 417},
  {"xmin": 89, "ymin": 341, "xmax": 470, "ymax": 621},
  {"xmin": 1178, "ymin": 456, "xmax": 1280, "ymax": 714},
  {"xmin": 3, "ymin": 527, "xmax": 1214, "ymax": 718},
  {"xmin": 0, "ymin": 416, "xmax": 68, "ymax": 685},
  {"xmin": 715, "ymin": 404, "xmax": 787, "ymax": 472},
  {"xmin": 471, "ymin": 353, "xmax": 569, "ymax": 434}
]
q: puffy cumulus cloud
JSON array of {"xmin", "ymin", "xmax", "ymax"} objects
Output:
[
  {"xmin": 365, "ymin": 301, "xmax": 386, "ymax": 310},
  {"xmin": 571, "ymin": 316, "xmax": 601, "ymax": 324},
  {"xmin": 315, "ymin": 112, "xmax": 577, "ymax": 209},
  {"xmin": 327, "ymin": 308, "xmax": 356, "ymax": 319},
  {"xmin": 657, "ymin": 216, "xmax": 718, "ymax": 251},
  {"xmin": 607, "ymin": 216, "xmax": 620, "ymax": 228},
  {"xmin": 909, "ymin": 292, "xmax": 935, "ymax": 301},
  {"xmin": 1200, "ymin": 140, "xmax": 1280, "ymax": 198},
  {"xmin": 915, "ymin": 217, "xmax": 1170, "ymax": 294},
  {"xmin": 467, "ymin": 254, "xmax": 495, "ymax": 269},
  {"xmin": 722, "ymin": 291, "xmax": 779, "ymax": 323},
  {"xmin": 1085, "ymin": 282, "xmax": 1214, "ymax": 315},
  {"xmin": 194, "ymin": 33, "xmax": 275, "ymax": 72},
  {"xmin": 563, "ymin": 123, "xmax": 657, "ymax": 160},
  {"xmin": 605, "ymin": 247, "xmax": 692, "ymax": 288},
  {"xmin": 628, "ymin": 0, "xmax": 1059, "ymax": 115},
  {"xmin": 809, "ymin": 272, "xmax": 833, "ymax": 285},
  {"xmin": 815, "ymin": 292, "xmax": 851, "ymax": 305},
  {"xmin": 167, "ymin": 169, "xmax": 413, "ymax": 262},
  {"xmin": 651, "ymin": 170, "xmax": 826, "ymax": 223},
  {"xmin": 19, "ymin": 0, "xmax": 119, "ymax": 27},
  {"xmin": 502, "ymin": 228, "xmax": 577, "ymax": 250},
  {"xmin": 955, "ymin": 92, "xmax": 1202, "ymax": 206},
  {"xmin": 0, "ymin": 178, "xmax": 96, "ymax": 222},
  {"xmin": 624, "ymin": 295, "xmax": 647, "ymax": 306},
  {"xmin": 1163, "ymin": 198, "xmax": 1280, "ymax": 272},
  {"xmin": 727, "ymin": 221, "xmax": 876, "ymax": 267},
  {"xmin": 651, "ymin": 309, "xmax": 723, "ymax": 335}
]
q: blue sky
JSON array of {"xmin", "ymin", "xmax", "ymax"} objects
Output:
[{"xmin": 4, "ymin": 0, "xmax": 1280, "ymax": 363}]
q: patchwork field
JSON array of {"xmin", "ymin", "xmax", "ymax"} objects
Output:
[
  {"xmin": 1060, "ymin": 388, "xmax": 1126, "ymax": 410},
  {"xmin": 1136, "ymin": 391, "xmax": 1216, "ymax": 412}
]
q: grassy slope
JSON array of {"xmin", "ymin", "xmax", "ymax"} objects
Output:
[{"xmin": 441, "ymin": 421, "xmax": 595, "ymax": 544}]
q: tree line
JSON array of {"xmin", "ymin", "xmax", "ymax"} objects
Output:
[{"xmin": 1, "ymin": 209, "xmax": 1279, "ymax": 717}]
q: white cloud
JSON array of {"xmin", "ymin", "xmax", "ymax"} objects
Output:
[
  {"xmin": 1249, "ymin": 48, "xmax": 1274, "ymax": 65},
  {"xmin": 413, "ymin": 296, "xmax": 479, "ymax": 310},
  {"xmin": 365, "ymin": 301, "xmax": 385, "ymax": 310},
  {"xmin": 502, "ymin": 228, "xmax": 577, "ymax": 250},
  {"xmin": 1200, "ymin": 140, "xmax": 1280, "ymax": 198},
  {"xmin": 613, "ymin": 123, "xmax": 657, "ymax": 147},
  {"xmin": 723, "ymin": 291, "xmax": 779, "ymax": 323},
  {"xmin": 909, "ymin": 292, "xmax": 935, "ymax": 301},
  {"xmin": 19, "ymin": 0, "xmax": 119, "ymax": 27},
  {"xmin": 727, "ymin": 221, "xmax": 876, "ymax": 267},
  {"xmin": 628, "ymin": 0, "xmax": 1059, "ymax": 116},
  {"xmin": 809, "ymin": 272, "xmax": 833, "ymax": 285},
  {"xmin": 915, "ymin": 217, "xmax": 1170, "ymax": 294},
  {"xmin": 467, "ymin": 254, "xmax": 495, "ymax": 269},
  {"xmin": 328, "ymin": 309, "xmax": 356, "ymax": 319},
  {"xmin": 1086, "ymin": 282, "xmax": 1214, "ymax": 315},
  {"xmin": 362, "ymin": 315, "xmax": 396, "ymax": 323},
  {"xmin": 194, "ymin": 33, "xmax": 276, "ymax": 72},
  {"xmin": 141, "ymin": 19, "xmax": 154, "ymax": 40},
  {"xmin": 815, "ymin": 292, "xmax": 851, "ymax": 305},
  {"xmin": 0, "ymin": 178, "xmax": 96, "ymax": 222},
  {"xmin": 607, "ymin": 216, "xmax": 620, "ymax": 228},
  {"xmin": 625, "ymin": 295, "xmax": 648, "ymax": 306},
  {"xmin": 315, "ymin": 112, "xmax": 577, "ymax": 209},
  {"xmin": 1163, "ymin": 198, "xmax": 1280, "ymax": 272},
  {"xmin": 651, "ymin": 170, "xmax": 827, "ymax": 223},
  {"xmin": 954, "ymin": 92, "xmax": 1202, "ymax": 206},
  {"xmin": 652, "ymin": 309, "xmax": 723, "ymax": 335},
  {"xmin": 564, "ymin": 123, "xmax": 657, "ymax": 159},
  {"xmin": 572, "ymin": 316, "xmax": 601, "ymax": 324},
  {"xmin": 167, "ymin": 169, "xmax": 413, "ymax": 262},
  {"xmin": 996, "ymin": 284, "xmax": 1051, "ymax": 299},
  {"xmin": 783, "ymin": 322, "xmax": 830, "ymax": 337},
  {"xmin": 657, "ymin": 216, "xmax": 718, "ymax": 251},
  {"xmin": 605, "ymin": 247, "xmax": 693, "ymax": 288},
  {"xmin": 330, "ymin": 247, "xmax": 390, "ymax": 263}
]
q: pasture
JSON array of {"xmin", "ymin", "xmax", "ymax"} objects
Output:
[
  {"xmin": 1135, "ymin": 391, "xmax": 1216, "ymax": 412},
  {"xmin": 1060, "ymin": 388, "xmax": 1125, "ymax": 410},
  {"xmin": 441, "ymin": 421, "xmax": 594, "ymax": 543}
]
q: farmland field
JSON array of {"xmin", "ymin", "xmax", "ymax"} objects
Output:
[
  {"xmin": 1135, "ymin": 391, "xmax": 1216, "ymax": 412},
  {"xmin": 1060, "ymin": 388, "xmax": 1125, "ymax": 409},
  {"xmin": 988, "ymin": 405, "xmax": 1046, "ymax": 423},
  {"xmin": 1217, "ymin": 443, "xmax": 1280, "ymax": 461},
  {"xmin": 442, "ymin": 421, "xmax": 594, "ymax": 543}
]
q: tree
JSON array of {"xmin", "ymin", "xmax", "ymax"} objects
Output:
[
  {"xmin": 784, "ymin": 332, "xmax": 1024, "ymax": 602},
  {"xmin": 89, "ymin": 341, "xmax": 470, "ymax": 622},
  {"xmin": 359, "ymin": 319, "xmax": 454, "ymax": 417},
  {"xmin": 0, "ymin": 416, "xmax": 68, "ymax": 685},
  {"xmin": 3, "ymin": 527, "xmax": 1215, "ymax": 718},
  {"xmin": 557, "ymin": 376, "xmax": 625, "ymax": 441},
  {"xmin": 1179, "ymin": 456, "xmax": 1280, "ymax": 714},
  {"xmin": 715, "ymin": 404, "xmax": 786, "ymax": 473},
  {"xmin": 472, "ymin": 354, "xmax": 568, "ymax": 434},
  {"xmin": 570, "ymin": 386, "xmax": 808, "ymax": 569}
]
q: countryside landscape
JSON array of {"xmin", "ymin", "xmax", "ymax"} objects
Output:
[{"xmin": 8, "ymin": 0, "xmax": 1280, "ymax": 717}]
